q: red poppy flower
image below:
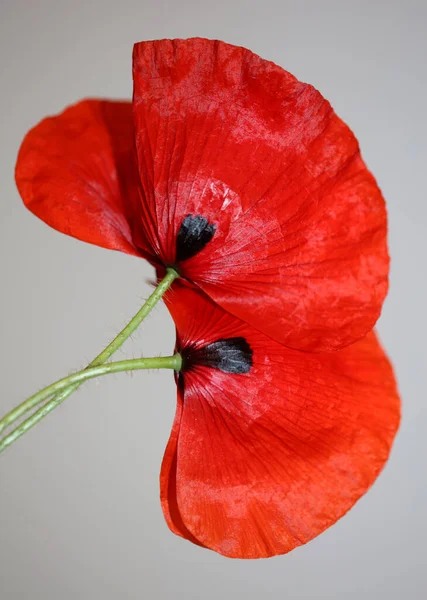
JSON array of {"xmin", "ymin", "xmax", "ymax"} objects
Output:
[
  {"xmin": 161, "ymin": 282, "xmax": 400, "ymax": 559},
  {"xmin": 16, "ymin": 38, "xmax": 389, "ymax": 352}
]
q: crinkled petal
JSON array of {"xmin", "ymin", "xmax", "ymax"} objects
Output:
[
  {"xmin": 133, "ymin": 38, "xmax": 389, "ymax": 351},
  {"xmin": 159, "ymin": 375, "xmax": 206, "ymax": 547},
  {"xmin": 161, "ymin": 283, "xmax": 400, "ymax": 558},
  {"xmin": 15, "ymin": 99, "xmax": 151, "ymax": 257}
]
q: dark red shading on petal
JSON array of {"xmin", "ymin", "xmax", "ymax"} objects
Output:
[
  {"xmin": 161, "ymin": 282, "xmax": 400, "ymax": 558},
  {"xmin": 15, "ymin": 99, "xmax": 152, "ymax": 258},
  {"xmin": 133, "ymin": 38, "xmax": 389, "ymax": 351},
  {"xmin": 159, "ymin": 375, "xmax": 205, "ymax": 548}
]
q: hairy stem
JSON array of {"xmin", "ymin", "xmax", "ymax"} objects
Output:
[
  {"xmin": 0, "ymin": 267, "xmax": 179, "ymax": 449},
  {"xmin": 0, "ymin": 354, "xmax": 182, "ymax": 454}
]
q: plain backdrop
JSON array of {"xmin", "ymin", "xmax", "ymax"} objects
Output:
[{"xmin": 0, "ymin": 1, "xmax": 426, "ymax": 599}]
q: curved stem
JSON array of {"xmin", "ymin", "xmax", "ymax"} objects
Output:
[
  {"xmin": 90, "ymin": 268, "xmax": 179, "ymax": 365},
  {"xmin": 0, "ymin": 267, "xmax": 179, "ymax": 436},
  {"xmin": 0, "ymin": 354, "xmax": 182, "ymax": 454}
]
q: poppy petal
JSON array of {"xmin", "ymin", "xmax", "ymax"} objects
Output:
[
  {"xmin": 159, "ymin": 376, "xmax": 206, "ymax": 547},
  {"xmin": 162, "ymin": 283, "xmax": 400, "ymax": 558},
  {"xmin": 133, "ymin": 38, "xmax": 389, "ymax": 351},
  {"xmin": 15, "ymin": 99, "xmax": 151, "ymax": 257}
]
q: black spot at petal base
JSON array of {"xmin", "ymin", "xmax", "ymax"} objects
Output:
[
  {"xmin": 176, "ymin": 214, "xmax": 216, "ymax": 263},
  {"xmin": 182, "ymin": 337, "xmax": 253, "ymax": 374}
]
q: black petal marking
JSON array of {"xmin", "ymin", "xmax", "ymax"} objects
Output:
[
  {"xmin": 176, "ymin": 215, "xmax": 216, "ymax": 263},
  {"xmin": 182, "ymin": 337, "xmax": 253, "ymax": 374}
]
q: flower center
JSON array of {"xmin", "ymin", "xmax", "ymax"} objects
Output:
[
  {"xmin": 176, "ymin": 214, "xmax": 216, "ymax": 263},
  {"xmin": 181, "ymin": 337, "xmax": 253, "ymax": 374}
]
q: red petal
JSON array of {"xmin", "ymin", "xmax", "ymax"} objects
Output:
[
  {"xmin": 15, "ymin": 99, "xmax": 151, "ymax": 257},
  {"xmin": 133, "ymin": 38, "xmax": 389, "ymax": 351},
  {"xmin": 159, "ymin": 376, "xmax": 205, "ymax": 548},
  {"xmin": 161, "ymin": 283, "xmax": 400, "ymax": 558}
]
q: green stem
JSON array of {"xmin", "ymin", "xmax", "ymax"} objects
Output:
[
  {"xmin": 0, "ymin": 267, "xmax": 179, "ymax": 436},
  {"xmin": 0, "ymin": 354, "xmax": 182, "ymax": 454},
  {"xmin": 90, "ymin": 268, "xmax": 179, "ymax": 365}
]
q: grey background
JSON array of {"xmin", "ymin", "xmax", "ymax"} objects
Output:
[{"xmin": 0, "ymin": 1, "xmax": 426, "ymax": 598}]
